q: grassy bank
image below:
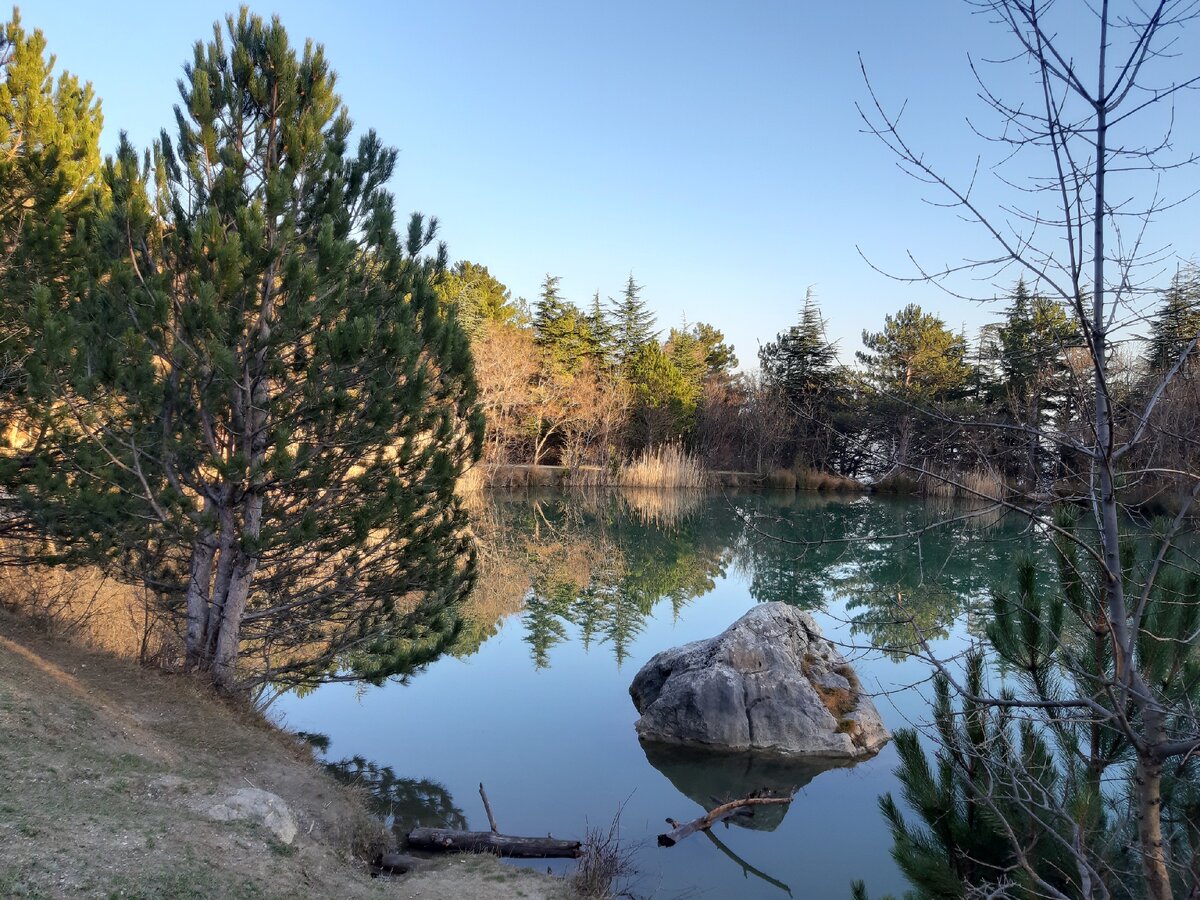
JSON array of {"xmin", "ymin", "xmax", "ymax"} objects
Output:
[{"xmin": 0, "ymin": 609, "xmax": 569, "ymax": 899}]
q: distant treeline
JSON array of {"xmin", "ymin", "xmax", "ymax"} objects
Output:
[{"xmin": 442, "ymin": 261, "xmax": 1200, "ymax": 500}]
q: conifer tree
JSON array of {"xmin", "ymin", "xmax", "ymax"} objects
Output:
[
  {"xmin": 992, "ymin": 279, "xmax": 1078, "ymax": 485},
  {"xmin": 433, "ymin": 260, "xmax": 519, "ymax": 338},
  {"xmin": 759, "ymin": 289, "xmax": 839, "ymax": 403},
  {"xmin": 611, "ymin": 274, "xmax": 658, "ymax": 368},
  {"xmin": 691, "ymin": 321, "xmax": 737, "ymax": 380},
  {"xmin": 532, "ymin": 274, "xmax": 592, "ymax": 371},
  {"xmin": 0, "ymin": 9, "xmax": 102, "ymax": 422},
  {"xmin": 13, "ymin": 10, "xmax": 481, "ymax": 691},
  {"xmin": 584, "ymin": 290, "xmax": 616, "ymax": 369},
  {"xmin": 858, "ymin": 303, "xmax": 973, "ymax": 402},
  {"xmin": 1147, "ymin": 266, "xmax": 1200, "ymax": 373},
  {"xmin": 758, "ymin": 290, "xmax": 848, "ymax": 470}
]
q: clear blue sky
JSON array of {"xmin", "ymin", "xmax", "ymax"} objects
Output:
[{"xmin": 18, "ymin": 1, "xmax": 1200, "ymax": 365}]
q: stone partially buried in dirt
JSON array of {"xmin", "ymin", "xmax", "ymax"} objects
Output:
[
  {"xmin": 201, "ymin": 787, "xmax": 299, "ymax": 845},
  {"xmin": 629, "ymin": 602, "xmax": 889, "ymax": 758}
]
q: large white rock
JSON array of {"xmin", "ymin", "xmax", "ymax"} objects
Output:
[
  {"xmin": 204, "ymin": 787, "xmax": 299, "ymax": 845},
  {"xmin": 629, "ymin": 602, "xmax": 890, "ymax": 758}
]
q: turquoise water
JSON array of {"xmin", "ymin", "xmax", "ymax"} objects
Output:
[{"xmin": 276, "ymin": 491, "xmax": 1039, "ymax": 898}]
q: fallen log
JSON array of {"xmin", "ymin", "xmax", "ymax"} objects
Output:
[
  {"xmin": 658, "ymin": 794, "xmax": 794, "ymax": 847},
  {"xmin": 406, "ymin": 826, "xmax": 582, "ymax": 859}
]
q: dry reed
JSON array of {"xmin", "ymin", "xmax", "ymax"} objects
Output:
[{"xmin": 618, "ymin": 444, "xmax": 708, "ymax": 489}]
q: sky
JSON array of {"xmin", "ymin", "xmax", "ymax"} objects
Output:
[{"xmin": 16, "ymin": 0, "xmax": 1200, "ymax": 367}]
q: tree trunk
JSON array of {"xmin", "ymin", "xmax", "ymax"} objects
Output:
[
  {"xmin": 184, "ymin": 527, "xmax": 216, "ymax": 668},
  {"xmin": 204, "ymin": 503, "xmax": 237, "ymax": 663},
  {"xmin": 405, "ymin": 827, "xmax": 581, "ymax": 859},
  {"xmin": 1136, "ymin": 750, "xmax": 1173, "ymax": 900},
  {"xmin": 1089, "ymin": 21, "xmax": 1172, "ymax": 896},
  {"xmin": 211, "ymin": 494, "xmax": 263, "ymax": 692}
]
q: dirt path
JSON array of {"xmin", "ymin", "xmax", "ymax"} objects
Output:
[{"xmin": 0, "ymin": 609, "xmax": 569, "ymax": 899}]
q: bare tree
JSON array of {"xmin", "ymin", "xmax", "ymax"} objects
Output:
[{"xmin": 857, "ymin": 2, "xmax": 1200, "ymax": 896}]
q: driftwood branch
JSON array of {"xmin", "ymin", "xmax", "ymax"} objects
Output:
[
  {"xmin": 657, "ymin": 793, "xmax": 795, "ymax": 847},
  {"xmin": 479, "ymin": 782, "xmax": 499, "ymax": 834},
  {"xmin": 406, "ymin": 826, "xmax": 582, "ymax": 859}
]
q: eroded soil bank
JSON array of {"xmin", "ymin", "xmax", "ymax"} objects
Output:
[{"xmin": 0, "ymin": 609, "xmax": 566, "ymax": 899}]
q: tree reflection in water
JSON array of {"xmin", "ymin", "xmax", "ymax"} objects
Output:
[{"xmin": 457, "ymin": 490, "xmax": 1039, "ymax": 670}]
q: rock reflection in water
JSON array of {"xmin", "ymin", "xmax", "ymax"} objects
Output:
[{"xmin": 639, "ymin": 742, "xmax": 854, "ymax": 832}]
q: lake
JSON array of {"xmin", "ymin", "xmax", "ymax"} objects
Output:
[{"xmin": 275, "ymin": 489, "xmax": 1042, "ymax": 899}]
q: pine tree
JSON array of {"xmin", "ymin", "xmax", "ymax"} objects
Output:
[
  {"xmin": 691, "ymin": 321, "xmax": 737, "ymax": 380},
  {"xmin": 1147, "ymin": 265, "xmax": 1200, "ymax": 372},
  {"xmin": 992, "ymin": 279, "xmax": 1078, "ymax": 486},
  {"xmin": 532, "ymin": 274, "xmax": 592, "ymax": 371},
  {"xmin": 857, "ymin": 303, "xmax": 974, "ymax": 402},
  {"xmin": 759, "ymin": 289, "xmax": 839, "ymax": 403},
  {"xmin": 433, "ymin": 260, "xmax": 520, "ymax": 339},
  {"xmin": 584, "ymin": 290, "xmax": 616, "ymax": 369},
  {"xmin": 13, "ymin": 10, "xmax": 482, "ymax": 691},
  {"xmin": 611, "ymin": 274, "xmax": 658, "ymax": 368}
]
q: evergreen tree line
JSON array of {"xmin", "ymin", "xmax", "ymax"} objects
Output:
[
  {"xmin": 444, "ymin": 267, "xmax": 741, "ymax": 472},
  {"xmin": 447, "ymin": 253, "xmax": 1200, "ymax": 499},
  {"xmin": 755, "ymin": 272, "xmax": 1200, "ymax": 503}
]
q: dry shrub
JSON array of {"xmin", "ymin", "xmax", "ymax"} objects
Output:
[
  {"xmin": 569, "ymin": 806, "xmax": 637, "ymax": 899},
  {"xmin": 619, "ymin": 444, "xmax": 707, "ymax": 489},
  {"xmin": 959, "ymin": 467, "xmax": 1005, "ymax": 502},
  {"xmin": 0, "ymin": 559, "xmax": 180, "ymax": 665},
  {"xmin": 767, "ymin": 469, "xmax": 798, "ymax": 491}
]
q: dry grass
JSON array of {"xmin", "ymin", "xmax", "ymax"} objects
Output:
[
  {"xmin": 618, "ymin": 444, "xmax": 708, "ymax": 489},
  {"xmin": 959, "ymin": 467, "xmax": 1005, "ymax": 502},
  {"xmin": 767, "ymin": 469, "xmax": 798, "ymax": 491},
  {"xmin": 795, "ymin": 467, "xmax": 866, "ymax": 493},
  {"xmin": 874, "ymin": 468, "xmax": 1007, "ymax": 501},
  {"xmin": 456, "ymin": 462, "xmax": 487, "ymax": 495},
  {"xmin": 0, "ymin": 560, "xmax": 180, "ymax": 666}
]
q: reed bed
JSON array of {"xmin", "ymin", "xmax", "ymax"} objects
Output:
[{"xmin": 617, "ymin": 444, "xmax": 708, "ymax": 489}]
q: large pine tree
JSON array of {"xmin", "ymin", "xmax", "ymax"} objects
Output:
[
  {"xmin": 14, "ymin": 11, "xmax": 482, "ymax": 691},
  {"xmin": 759, "ymin": 289, "xmax": 839, "ymax": 403},
  {"xmin": 611, "ymin": 274, "xmax": 658, "ymax": 368}
]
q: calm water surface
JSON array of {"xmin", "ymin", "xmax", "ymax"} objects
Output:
[{"xmin": 276, "ymin": 491, "xmax": 1041, "ymax": 899}]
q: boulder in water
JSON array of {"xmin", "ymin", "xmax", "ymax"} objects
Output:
[{"xmin": 629, "ymin": 602, "xmax": 889, "ymax": 759}]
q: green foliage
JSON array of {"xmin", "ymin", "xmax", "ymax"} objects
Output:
[
  {"xmin": 759, "ymin": 289, "xmax": 840, "ymax": 403},
  {"xmin": 626, "ymin": 342, "xmax": 697, "ymax": 445},
  {"xmin": 434, "ymin": 260, "xmax": 522, "ymax": 337},
  {"xmin": 611, "ymin": 274, "xmax": 658, "ymax": 368},
  {"xmin": 532, "ymin": 273, "xmax": 595, "ymax": 372},
  {"xmin": 878, "ymin": 655, "xmax": 1088, "ymax": 899},
  {"xmin": 858, "ymin": 304, "xmax": 973, "ymax": 403},
  {"xmin": 690, "ymin": 321, "xmax": 737, "ymax": 378},
  {"xmin": 12, "ymin": 8, "xmax": 482, "ymax": 689},
  {"xmin": 0, "ymin": 7, "xmax": 102, "ymax": 410},
  {"xmin": 861, "ymin": 510, "xmax": 1200, "ymax": 899},
  {"xmin": 994, "ymin": 279, "xmax": 1078, "ymax": 402},
  {"xmin": 1147, "ymin": 266, "xmax": 1200, "ymax": 372}
]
